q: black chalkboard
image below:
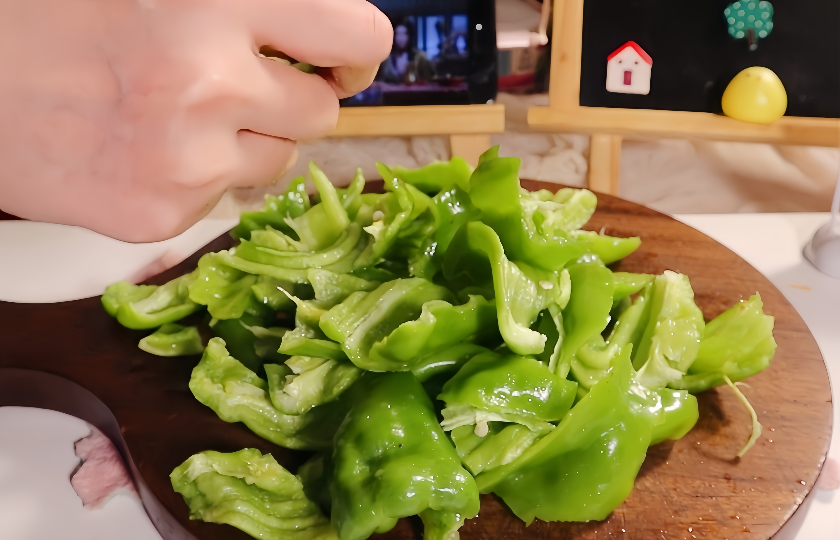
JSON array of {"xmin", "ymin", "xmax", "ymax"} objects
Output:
[{"xmin": 579, "ymin": 0, "xmax": 840, "ymax": 118}]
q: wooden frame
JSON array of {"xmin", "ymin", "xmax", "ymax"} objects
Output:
[
  {"xmin": 328, "ymin": 104, "xmax": 506, "ymax": 166},
  {"xmin": 528, "ymin": 0, "xmax": 840, "ymax": 194}
]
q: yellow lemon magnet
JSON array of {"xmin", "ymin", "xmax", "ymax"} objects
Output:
[{"xmin": 721, "ymin": 67, "xmax": 787, "ymax": 124}]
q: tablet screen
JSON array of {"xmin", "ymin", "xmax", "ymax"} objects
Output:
[{"xmin": 341, "ymin": 1, "xmax": 477, "ymax": 106}]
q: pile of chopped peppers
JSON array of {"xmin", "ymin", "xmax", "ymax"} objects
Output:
[{"xmin": 103, "ymin": 147, "xmax": 777, "ymax": 540}]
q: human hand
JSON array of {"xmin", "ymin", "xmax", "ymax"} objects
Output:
[{"xmin": 0, "ymin": 0, "xmax": 391, "ymax": 242}]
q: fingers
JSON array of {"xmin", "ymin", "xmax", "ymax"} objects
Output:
[
  {"xmin": 232, "ymin": 130, "xmax": 298, "ymax": 188},
  {"xmin": 240, "ymin": 0, "xmax": 392, "ymax": 70},
  {"xmin": 318, "ymin": 65, "xmax": 380, "ymax": 99},
  {"xmin": 239, "ymin": 56, "xmax": 340, "ymax": 140}
]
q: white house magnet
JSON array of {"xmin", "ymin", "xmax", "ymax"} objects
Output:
[{"xmin": 606, "ymin": 41, "xmax": 652, "ymax": 95}]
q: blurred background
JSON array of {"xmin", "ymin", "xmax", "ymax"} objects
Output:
[{"xmin": 232, "ymin": 0, "xmax": 839, "ymax": 216}]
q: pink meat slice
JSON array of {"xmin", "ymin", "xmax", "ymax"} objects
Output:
[
  {"xmin": 70, "ymin": 425, "xmax": 136, "ymax": 508},
  {"xmin": 817, "ymin": 457, "xmax": 840, "ymax": 491}
]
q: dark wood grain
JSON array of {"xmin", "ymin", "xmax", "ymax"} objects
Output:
[{"xmin": 0, "ymin": 181, "xmax": 831, "ymax": 540}]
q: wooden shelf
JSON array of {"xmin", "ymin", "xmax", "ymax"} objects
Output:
[
  {"xmin": 330, "ymin": 104, "xmax": 505, "ymax": 138},
  {"xmin": 528, "ymin": 106, "xmax": 840, "ymax": 147}
]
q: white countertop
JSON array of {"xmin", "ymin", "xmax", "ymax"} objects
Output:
[{"xmin": 0, "ymin": 212, "xmax": 837, "ymax": 539}]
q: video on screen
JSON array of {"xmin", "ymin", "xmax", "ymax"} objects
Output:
[{"xmin": 341, "ymin": 14, "xmax": 470, "ymax": 106}]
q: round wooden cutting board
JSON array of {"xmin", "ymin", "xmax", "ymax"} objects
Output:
[{"xmin": 0, "ymin": 180, "xmax": 831, "ymax": 540}]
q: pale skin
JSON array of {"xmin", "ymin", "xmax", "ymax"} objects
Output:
[{"xmin": 0, "ymin": 0, "xmax": 392, "ymax": 242}]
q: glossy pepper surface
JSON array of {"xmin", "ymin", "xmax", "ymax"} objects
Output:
[
  {"xmin": 390, "ymin": 156, "xmax": 473, "ymax": 194},
  {"xmin": 368, "ymin": 294, "xmax": 497, "ymax": 372},
  {"xmin": 231, "ymin": 176, "xmax": 310, "ymax": 241},
  {"xmin": 331, "ymin": 373, "xmax": 479, "ymax": 540},
  {"xmin": 330, "ymin": 372, "xmax": 480, "ymax": 540},
  {"xmin": 443, "ymin": 221, "xmax": 570, "ymax": 356},
  {"xmin": 476, "ymin": 349, "xmax": 654, "ymax": 523},
  {"xmin": 468, "ymin": 147, "xmax": 586, "ymax": 271},
  {"xmin": 630, "ymin": 271, "xmax": 705, "ymax": 389},
  {"xmin": 439, "ymin": 352, "xmax": 577, "ymax": 433},
  {"xmin": 319, "ymin": 278, "xmax": 454, "ymax": 370},
  {"xmin": 412, "ymin": 183, "xmax": 480, "ymax": 280},
  {"xmin": 102, "ymin": 271, "xmax": 202, "ymax": 330},
  {"xmin": 171, "ymin": 448, "xmax": 336, "ymax": 540},
  {"xmin": 571, "ymin": 230, "xmax": 641, "ymax": 265},
  {"xmin": 672, "ymin": 294, "xmax": 776, "ymax": 393},
  {"xmin": 138, "ymin": 323, "xmax": 204, "ymax": 357},
  {"xmin": 558, "ymin": 258, "xmax": 615, "ymax": 377},
  {"xmin": 450, "ymin": 422, "xmax": 544, "ymax": 476},
  {"xmin": 189, "ymin": 338, "xmax": 348, "ymax": 450},
  {"xmin": 190, "ymin": 253, "xmax": 263, "ymax": 321},
  {"xmin": 355, "ymin": 169, "xmax": 436, "ymax": 269},
  {"xmin": 265, "ymin": 356, "xmax": 361, "ymax": 416},
  {"xmin": 209, "ymin": 313, "xmax": 287, "ymax": 372}
]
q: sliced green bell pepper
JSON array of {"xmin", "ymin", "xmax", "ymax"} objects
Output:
[
  {"xmin": 171, "ymin": 448, "xmax": 336, "ymax": 540},
  {"xmin": 451, "ymin": 422, "xmax": 544, "ymax": 476},
  {"xmin": 307, "ymin": 268, "xmax": 380, "ymax": 305},
  {"xmin": 286, "ymin": 163, "xmax": 351, "ymax": 251},
  {"xmin": 612, "ymin": 272, "xmax": 654, "ymax": 303},
  {"xmin": 330, "ymin": 372, "xmax": 479, "ymax": 540},
  {"xmin": 475, "ymin": 348, "xmax": 654, "ymax": 523},
  {"xmin": 632, "ymin": 271, "xmax": 705, "ymax": 389},
  {"xmin": 411, "ymin": 184, "xmax": 480, "ymax": 280},
  {"xmin": 189, "ymin": 338, "xmax": 347, "ymax": 450},
  {"xmin": 367, "ymin": 294, "xmax": 497, "ymax": 372},
  {"xmin": 439, "ymin": 352, "xmax": 577, "ymax": 433},
  {"xmin": 231, "ymin": 176, "xmax": 310, "ymax": 241},
  {"xmin": 234, "ymin": 224, "xmax": 364, "ymax": 271},
  {"xmin": 248, "ymin": 225, "xmax": 309, "ymax": 253},
  {"xmin": 355, "ymin": 167, "xmax": 437, "ymax": 269},
  {"xmin": 189, "ymin": 253, "xmax": 263, "ymax": 320},
  {"xmin": 648, "ymin": 388, "xmax": 699, "ymax": 445},
  {"xmin": 250, "ymin": 276, "xmax": 298, "ymax": 311},
  {"xmin": 531, "ymin": 305, "xmax": 565, "ymax": 374},
  {"xmin": 279, "ymin": 326, "xmax": 347, "ymax": 362},
  {"xmin": 101, "ymin": 281, "xmax": 156, "ymax": 317},
  {"xmin": 335, "ymin": 168, "xmax": 366, "ymax": 221},
  {"xmin": 570, "ymin": 341, "xmax": 699, "ymax": 444},
  {"xmin": 390, "ymin": 156, "xmax": 472, "ymax": 194},
  {"xmin": 218, "ymin": 222, "xmax": 369, "ymax": 284},
  {"xmin": 568, "ymin": 335, "xmax": 617, "ymax": 392},
  {"xmin": 411, "ymin": 343, "xmax": 491, "ymax": 383},
  {"xmin": 519, "ymin": 187, "xmax": 597, "ymax": 235},
  {"xmin": 468, "ymin": 147, "xmax": 586, "ymax": 271},
  {"xmin": 241, "ymin": 323, "xmax": 288, "ymax": 362},
  {"xmin": 319, "ymin": 278, "xmax": 454, "ymax": 370},
  {"xmin": 571, "ymin": 230, "xmax": 642, "ymax": 265},
  {"xmin": 671, "ymin": 293, "xmax": 776, "ymax": 393},
  {"xmin": 209, "ymin": 313, "xmax": 286, "ymax": 372},
  {"xmin": 443, "ymin": 221, "xmax": 570, "ymax": 356},
  {"xmin": 138, "ymin": 323, "xmax": 204, "ymax": 357},
  {"xmin": 103, "ymin": 271, "xmax": 202, "ymax": 330},
  {"xmin": 265, "ymin": 355, "xmax": 360, "ymax": 416},
  {"xmin": 272, "ymin": 287, "xmax": 349, "ymax": 362},
  {"xmin": 557, "ymin": 259, "xmax": 615, "ymax": 377}
]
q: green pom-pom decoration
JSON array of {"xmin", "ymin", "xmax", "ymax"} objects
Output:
[{"xmin": 725, "ymin": 0, "xmax": 774, "ymax": 50}]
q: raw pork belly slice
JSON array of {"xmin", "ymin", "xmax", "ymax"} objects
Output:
[{"xmin": 70, "ymin": 425, "xmax": 136, "ymax": 508}]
